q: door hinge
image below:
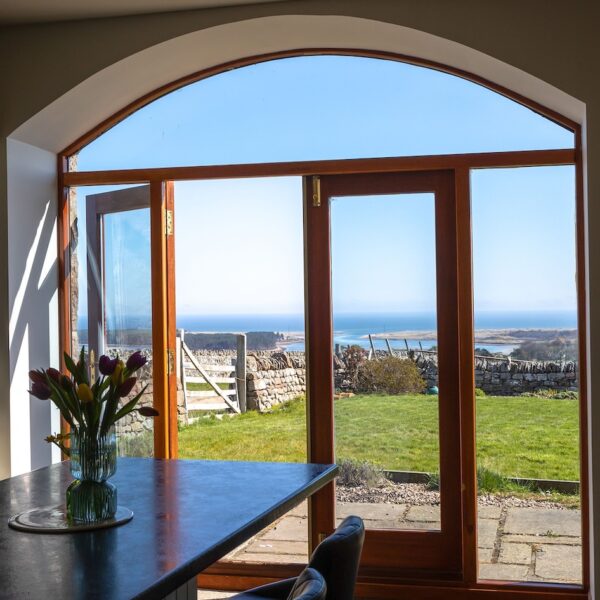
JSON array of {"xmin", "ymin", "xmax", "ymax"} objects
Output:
[
  {"xmin": 167, "ymin": 349, "xmax": 175, "ymax": 375},
  {"xmin": 318, "ymin": 532, "xmax": 327, "ymax": 544},
  {"xmin": 165, "ymin": 209, "xmax": 174, "ymax": 236},
  {"xmin": 312, "ymin": 175, "xmax": 321, "ymax": 207}
]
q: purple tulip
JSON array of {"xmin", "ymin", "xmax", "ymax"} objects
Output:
[
  {"xmin": 99, "ymin": 355, "xmax": 118, "ymax": 376},
  {"xmin": 29, "ymin": 381, "xmax": 51, "ymax": 400},
  {"xmin": 28, "ymin": 370, "xmax": 46, "ymax": 385},
  {"xmin": 126, "ymin": 351, "xmax": 147, "ymax": 372},
  {"xmin": 46, "ymin": 368, "xmax": 61, "ymax": 383},
  {"xmin": 118, "ymin": 377, "xmax": 137, "ymax": 398}
]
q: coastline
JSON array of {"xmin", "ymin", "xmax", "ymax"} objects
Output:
[{"xmin": 278, "ymin": 328, "xmax": 577, "ymax": 347}]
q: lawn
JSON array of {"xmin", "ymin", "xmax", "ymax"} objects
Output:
[{"xmin": 178, "ymin": 394, "xmax": 580, "ymax": 481}]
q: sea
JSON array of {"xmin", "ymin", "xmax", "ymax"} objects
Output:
[{"xmin": 173, "ymin": 310, "xmax": 578, "ymax": 354}]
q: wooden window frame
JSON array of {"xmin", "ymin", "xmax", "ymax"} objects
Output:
[
  {"xmin": 306, "ymin": 170, "xmax": 463, "ymax": 578},
  {"xmin": 55, "ymin": 49, "xmax": 588, "ymax": 600}
]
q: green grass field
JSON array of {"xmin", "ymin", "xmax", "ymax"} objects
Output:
[{"xmin": 178, "ymin": 394, "xmax": 580, "ymax": 481}]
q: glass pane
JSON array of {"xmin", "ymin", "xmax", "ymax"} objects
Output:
[
  {"xmin": 331, "ymin": 193, "xmax": 440, "ymax": 531},
  {"xmin": 472, "ymin": 166, "xmax": 581, "ymax": 584},
  {"xmin": 174, "ymin": 177, "xmax": 308, "ymax": 564},
  {"xmin": 76, "ymin": 56, "xmax": 573, "ymax": 171},
  {"xmin": 70, "ymin": 184, "xmax": 154, "ymax": 457}
]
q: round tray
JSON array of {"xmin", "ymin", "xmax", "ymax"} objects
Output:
[{"xmin": 8, "ymin": 505, "xmax": 133, "ymax": 533}]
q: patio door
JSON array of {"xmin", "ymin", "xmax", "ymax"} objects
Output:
[
  {"xmin": 78, "ymin": 184, "xmax": 176, "ymax": 457},
  {"xmin": 305, "ymin": 170, "xmax": 464, "ymax": 578}
]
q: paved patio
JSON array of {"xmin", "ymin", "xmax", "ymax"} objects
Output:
[{"xmin": 199, "ymin": 501, "xmax": 581, "ymax": 598}]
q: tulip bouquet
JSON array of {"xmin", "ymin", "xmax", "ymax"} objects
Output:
[{"xmin": 29, "ymin": 347, "xmax": 158, "ymax": 456}]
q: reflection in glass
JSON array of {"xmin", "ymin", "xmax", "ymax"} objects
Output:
[{"xmin": 70, "ymin": 184, "xmax": 154, "ymax": 457}]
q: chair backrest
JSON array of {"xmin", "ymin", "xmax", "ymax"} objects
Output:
[
  {"xmin": 307, "ymin": 516, "xmax": 365, "ymax": 600},
  {"xmin": 287, "ymin": 567, "xmax": 327, "ymax": 600}
]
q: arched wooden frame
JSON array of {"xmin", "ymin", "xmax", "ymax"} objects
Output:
[
  {"xmin": 56, "ymin": 49, "xmax": 588, "ymax": 600},
  {"xmin": 59, "ymin": 48, "xmax": 578, "ymax": 158}
]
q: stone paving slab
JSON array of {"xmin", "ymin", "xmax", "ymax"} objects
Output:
[
  {"xmin": 260, "ymin": 516, "xmax": 308, "ymax": 541},
  {"xmin": 396, "ymin": 520, "xmax": 440, "ymax": 530},
  {"xmin": 478, "ymin": 505, "xmax": 502, "ymax": 519},
  {"xmin": 406, "ymin": 505, "xmax": 440, "ymax": 522},
  {"xmin": 504, "ymin": 507, "xmax": 580, "ymax": 537},
  {"xmin": 499, "ymin": 542, "xmax": 532, "ymax": 565},
  {"xmin": 235, "ymin": 552, "xmax": 308, "ymax": 564},
  {"xmin": 503, "ymin": 533, "xmax": 579, "ymax": 545},
  {"xmin": 221, "ymin": 501, "xmax": 582, "ymax": 585},
  {"xmin": 478, "ymin": 548, "xmax": 494, "ymax": 563},
  {"xmin": 336, "ymin": 501, "xmax": 407, "ymax": 520},
  {"xmin": 244, "ymin": 539, "xmax": 308, "ymax": 556},
  {"xmin": 477, "ymin": 518, "xmax": 499, "ymax": 549},
  {"xmin": 534, "ymin": 544, "xmax": 582, "ymax": 583},
  {"xmin": 479, "ymin": 563, "xmax": 529, "ymax": 580}
]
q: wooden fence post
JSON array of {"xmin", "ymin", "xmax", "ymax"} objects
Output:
[
  {"xmin": 179, "ymin": 329, "xmax": 188, "ymax": 411},
  {"xmin": 368, "ymin": 334, "xmax": 377, "ymax": 358},
  {"xmin": 385, "ymin": 338, "xmax": 394, "ymax": 356},
  {"xmin": 236, "ymin": 334, "xmax": 247, "ymax": 413}
]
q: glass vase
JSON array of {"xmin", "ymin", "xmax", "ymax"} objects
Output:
[{"xmin": 67, "ymin": 426, "xmax": 117, "ymax": 523}]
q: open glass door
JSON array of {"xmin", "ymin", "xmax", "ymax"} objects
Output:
[
  {"xmin": 80, "ymin": 184, "xmax": 156, "ymax": 457},
  {"xmin": 306, "ymin": 171, "xmax": 463, "ymax": 577}
]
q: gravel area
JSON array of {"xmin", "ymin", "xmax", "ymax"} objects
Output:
[{"xmin": 336, "ymin": 482, "xmax": 573, "ymax": 510}]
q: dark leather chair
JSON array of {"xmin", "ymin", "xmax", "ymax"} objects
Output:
[
  {"xmin": 232, "ymin": 515, "xmax": 365, "ymax": 600},
  {"xmin": 287, "ymin": 568, "xmax": 327, "ymax": 600}
]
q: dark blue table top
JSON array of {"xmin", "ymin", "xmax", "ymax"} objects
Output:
[{"xmin": 0, "ymin": 458, "xmax": 337, "ymax": 599}]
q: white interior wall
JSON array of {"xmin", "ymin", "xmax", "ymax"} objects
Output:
[{"xmin": 6, "ymin": 139, "xmax": 60, "ymax": 475}]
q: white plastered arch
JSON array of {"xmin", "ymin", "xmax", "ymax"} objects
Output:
[{"xmin": 10, "ymin": 15, "xmax": 585, "ymax": 151}]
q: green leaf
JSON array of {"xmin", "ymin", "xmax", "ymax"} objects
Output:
[
  {"xmin": 78, "ymin": 346, "xmax": 89, "ymax": 385},
  {"xmin": 63, "ymin": 352, "xmax": 80, "ymax": 381},
  {"xmin": 111, "ymin": 385, "xmax": 148, "ymax": 425}
]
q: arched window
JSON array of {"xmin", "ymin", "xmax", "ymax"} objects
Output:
[
  {"xmin": 61, "ymin": 52, "xmax": 584, "ymax": 593},
  {"xmin": 75, "ymin": 55, "xmax": 573, "ymax": 171}
]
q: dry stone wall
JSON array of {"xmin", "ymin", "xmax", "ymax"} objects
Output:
[
  {"xmin": 185, "ymin": 349, "xmax": 306, "ymax": 412},
  {"xmin": 246, "ymin": 352, "xmax": 306, "ymax": 411},
  {"xmin": 408, "ymin": 352, "xmax": 577, "ymax": 395},
  {"xmin": 110, "ymin": 348, "xmax": 579, "ymax": 447}
]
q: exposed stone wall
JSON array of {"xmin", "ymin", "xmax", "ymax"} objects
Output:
[
  {"xmin": 111, "ymin": 348, "xmax": 579, "ymax": 445},
  {"xmin": 246, "ymin": 352, "xmax": 306, "ymax": 411},
  {"xmin": 473, "ymin": 356, "xmax": 578, "ymax": 395},
  {"xmin": 357, "ymin": 351, "xmax": 578, "ymax": 396},
  {"xmin": 113, "ymin": 361, "xmax": 155, "ymax": 438},
  {"xmin": 185, "ymin": 349, "xmax": 306, "ymax": 412}
]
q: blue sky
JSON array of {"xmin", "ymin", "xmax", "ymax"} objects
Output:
[{"xmin": 74, "ymin": 55, "xmax": 577, "ymax": 323}]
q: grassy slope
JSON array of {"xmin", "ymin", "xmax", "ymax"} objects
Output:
[{"xmin": 178, "ymin": 394, "xmax": 580, "ymax": 481}]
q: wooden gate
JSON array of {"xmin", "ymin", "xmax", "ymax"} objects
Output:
[{"xmin": 179, "ymin": 331, "xmax": 247, "ymax": 417}]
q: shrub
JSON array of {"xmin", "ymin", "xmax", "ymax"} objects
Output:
[
  {"xmin": 426, "ymin": 472, "xmax": 440, "ymax": 491},
  {"xmin": 520, "ymin": 389, "xmax": 578, "ymax": 400},
  {"xmin": 337, "ymin": 458, "xmax": 384, "ymax": 488},
  {"xmin": 356, "ymin": 356, "xmax": 425, "ymax": 395},
  {"xmin": 475, "ymin": 388, "xmax": 486, "ymax": 397},
  {"xmin": 342, "ymin": 345, "xmax": 368, "ymax": 387}
]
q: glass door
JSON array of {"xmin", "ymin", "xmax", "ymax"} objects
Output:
[
  {"xmin": 81, "ymin": 184, "xmax": 155, "ymax": 457},
  {"xmin": 305, "ymin": 171, "xmax": 463, "ymax": 577}
]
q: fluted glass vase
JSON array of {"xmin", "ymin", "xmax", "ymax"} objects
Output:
[{"xmin": 67, "ymin": 427, "xmax": 117, "ymax": 523}]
